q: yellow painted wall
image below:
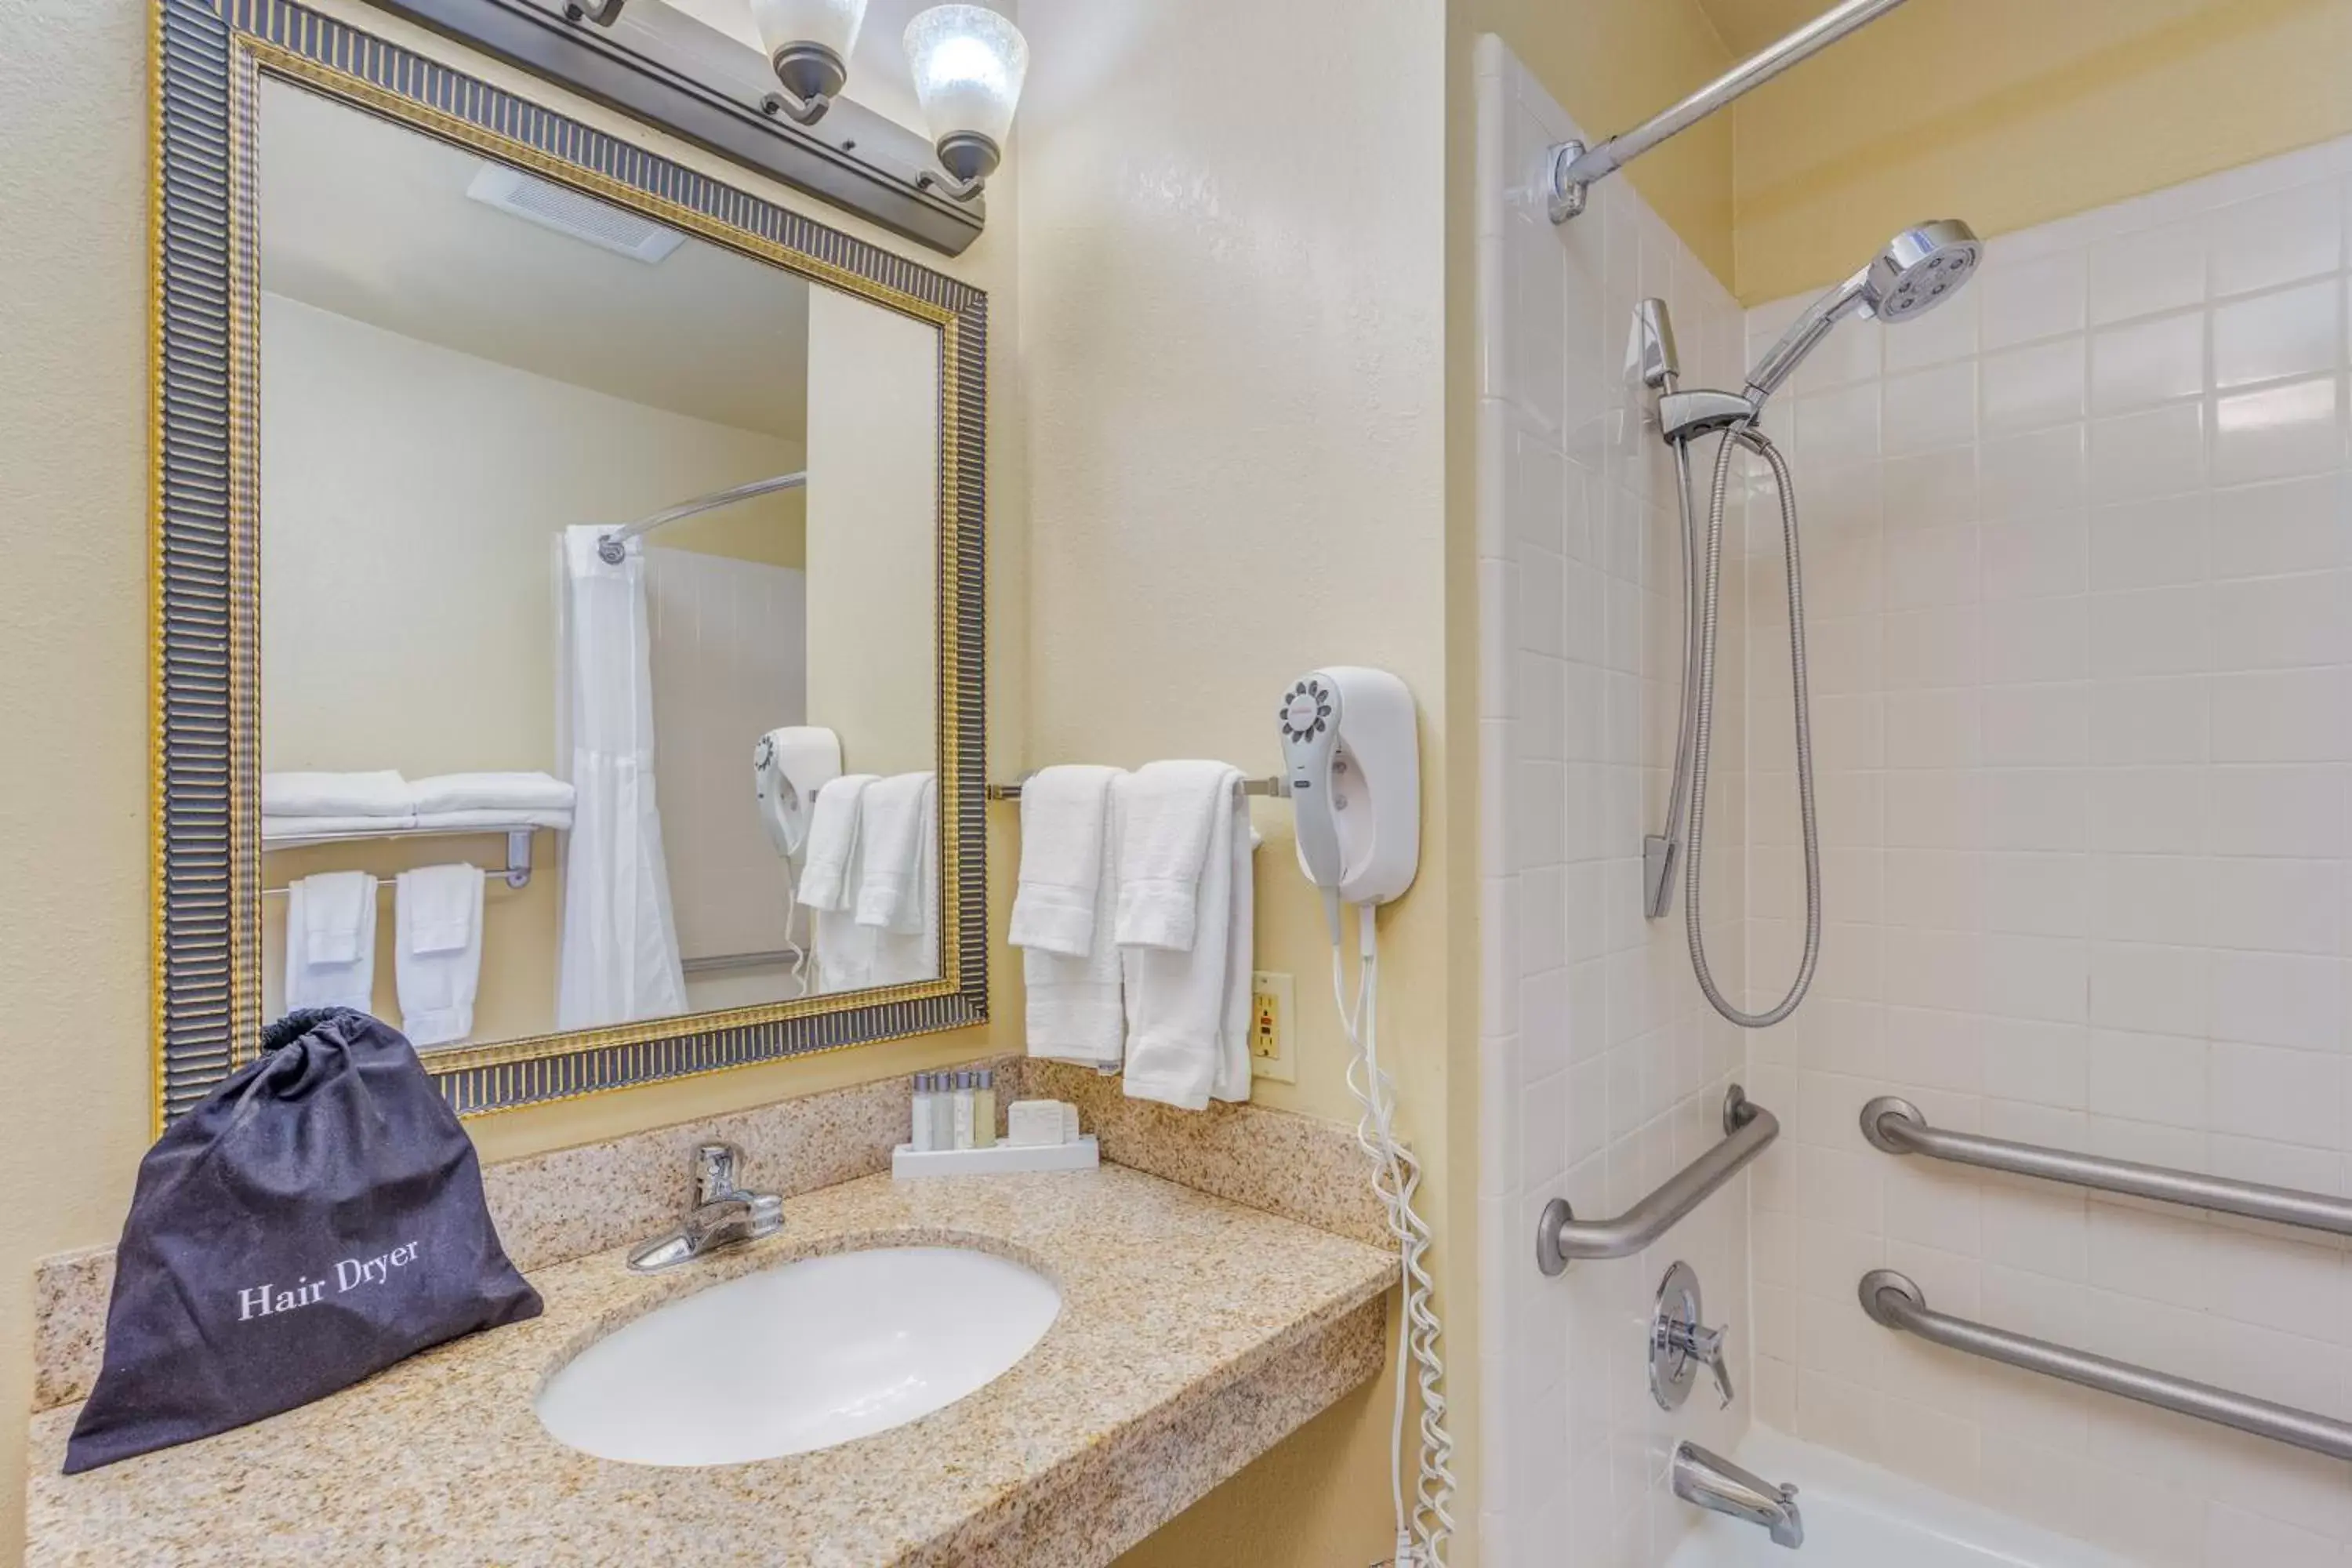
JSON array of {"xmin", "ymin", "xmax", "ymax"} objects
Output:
[
  {"xmin": 1733, "ymin": 0, "xmax": 2352, "ymax": 303},
  {"xmin": 1465, "ymin": 0, "xmax": 1738, "ymax": 284}
]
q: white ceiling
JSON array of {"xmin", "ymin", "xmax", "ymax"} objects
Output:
[{"xmin": 257, "ymin": 75, "xmax": 808, "ymax": 440}]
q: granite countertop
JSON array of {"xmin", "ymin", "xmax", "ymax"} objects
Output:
[{"xmin": 27, "ymin": 1166, "xmax": 1394, "ymax": 1567}]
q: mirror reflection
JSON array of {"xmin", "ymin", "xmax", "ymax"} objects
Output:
[{"xmin": 256, "ymin": 80, "xmax": 943, "ymax": 1052}]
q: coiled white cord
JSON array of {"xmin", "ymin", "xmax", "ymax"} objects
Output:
[{"xmin": 1330, "ymin": 893, "xmax": 1454, "ymax": 1566}]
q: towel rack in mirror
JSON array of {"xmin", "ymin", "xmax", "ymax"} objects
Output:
[
  {"xmin": 985, "ymin": 774, "xmax": 1293, "ymax": 801},
  {"xmin": 261, "ymin": 828, "xmax": 539, "ymax": 891}
]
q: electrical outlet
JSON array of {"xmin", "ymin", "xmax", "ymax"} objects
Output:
[{"xmin": 1250, "ymin": 971, "xmax": 1296, "ymax": 1083}]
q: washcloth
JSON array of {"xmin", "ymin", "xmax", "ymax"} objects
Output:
[
  {"xmin": 855, "ymin": 772, "xmax": 935, "ymax": 933},
  {"xmin": 1015, "ymin": 768, "xmax": 1127, "ymax": 1068},
  {"xmin": 395, "ymin": 864, "xmax": 485, "ymax": 1047},
  {"xmin": 283, "ymin": 873, "xmax": 378, "ymax": 1014},
  {"xmin": 298, "ymin": 869, "xmax": 373, "ymax": 966},
  {"xmin": 1120, "ymin": 766, "xmax": 1256, "ymax": 1110},
  {"xmin": 1009, "ymin": 766, "xmax": 1122, "ymax": 956},
  {"xmin": 755, "ymin": 728, "xmax": 842, "ymax": 860},
  {"xmin": 1113, "ymin": 760, "xmax": 1233, "ymax": 951},
  {"xmin": 408, "ymin": 772, "xmax": 575, "ymax": 816},
  {"xmin": 866, "ymin": 775, "xmax": 939, "ymax": 986},
  {"xmin": 799, "ymin": 774, "xmax": 879, "ymax": 912},
  {"xmin": 261, "ymin": 771, "xmax": 412, "ymax": 819}
]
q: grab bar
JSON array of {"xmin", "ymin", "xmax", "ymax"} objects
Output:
[
  {"xmin": 1537, "ymin": 1085, "xmax": 1777, "ymax": 1276},
  {"xmin": 1862, "ymin": 1097, "xmax": 2352, "ymax": 1238},
  {"xmin": 1861, "ymin": 1269, "xmax": 2352, "ymax": 1462}
]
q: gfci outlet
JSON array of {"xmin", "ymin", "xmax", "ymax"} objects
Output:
[{"xmin": 1249, "ymin": 971, "xmax": 1296, "ymax": 1083}]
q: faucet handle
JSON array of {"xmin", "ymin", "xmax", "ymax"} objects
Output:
[
  {"xmin": 1687, "ymin": 1322, "xmax": 1735, "ymax": 1409},
  {"xmin": 694, "ymin": 1142, "xmax": 743, "ymax": 1204}
]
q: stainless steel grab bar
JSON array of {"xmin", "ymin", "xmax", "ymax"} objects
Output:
[
  {"xmin": 1863, "ymin": 1096, "xmax": 2352, "ymax": 1238},
  {"xmin": 1536, "ymin": 1085, "xmax": 1778, "ymax": 1276},
  {"xmin": 1861, "ymin": 1269, "xmax": 2352, "ymax": 1462}
]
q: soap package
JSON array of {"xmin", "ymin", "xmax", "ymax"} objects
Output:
[{"xmin": 65, "ymin": 1007, "xmax": 541, "ymax": 1473}]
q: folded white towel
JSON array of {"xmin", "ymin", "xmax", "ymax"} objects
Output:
[
  {"xmin": 284, "ymin": 873, "xmax": 378, "ymax": 1014},
  {"xmin": 1114, "ymin": 760, "xmax": 1232, "ymax": 952},
  {"xmin": 1018, "ymin": 768, "xmax": 1127, "ymax": 1068},
  {"xmin": 408, "ymin": 808, "xmax": 575, "ymax": 835},
  {"xmin": 1010, "ymin": 766, "xmax": 1121, "ymax": 957},
  {"xmin": 1120, "ymin": 766, "xmax": 1255, "ymax": 1110},
  {"xmin": 868, "ymin": 778, "xmax": 939, "ymax": 985},
  {"xmin": 395, "ymin": 864, "xmax": 485, "ymax": 1047},
  {"xmin": 855, "ymin": 772, "xmax": 935, "ymax": 933},
  {"xmin": 756, "ymin": 728, "xmax": 842, "ymax": 861},
  {"xmin": 799, "ymin": 775, "xmax": 878, "ymax": 913},
  {"xmin": 409, "ymin": 772, "xmax": 575, "ymax": 815},
  {"xmin": 262, "ymin": 771, "xmax": 412, "ymax": 818},
  {"xmin": 263, "ymin": 814, "xmax": 421, "ymax": 844},
  {"xmin": 297, "ymin": 869, "xmax": 373, "ymax": 966}
]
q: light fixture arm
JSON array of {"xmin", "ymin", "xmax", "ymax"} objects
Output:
[
  {"xmin": 563, "ymin": 0, "xmax": 626, "ymax": 24},
  {"xmin": 918, "ymin": 130, "xmax": 1000, "ymax": 204},
  {"xmin": 759, "ymin": 41, "xmax": 846, "ymax": 127}
]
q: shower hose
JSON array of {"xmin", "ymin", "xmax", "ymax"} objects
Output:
[{"xmin": 1668, "ymin": 420, "xmax": 1822, "ymax": 1029}]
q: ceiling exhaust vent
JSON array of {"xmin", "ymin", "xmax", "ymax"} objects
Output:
[{"xmin": 464, "ymin": 163, "xmax": 687, "ymax": 264}]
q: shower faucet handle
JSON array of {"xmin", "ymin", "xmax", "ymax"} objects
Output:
[
  {"xmin": 1650, "ymin": 1260, "xmax": 1736, "ymax": 1410},
  {"xmin": 1679, "ymin": 1320, "xmax": 1735, "ymax": 1409}
]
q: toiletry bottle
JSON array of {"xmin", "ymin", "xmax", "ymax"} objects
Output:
[
  {"xmin": 910, "ymin": 1074, "xmax": 935, "ymax": 1152},
  {"xmin": 974, "ymin": 1069, "xmax": 997, "ymax": 1149},
  {"xmin": 952, "ymin": 1071, "xmax": 976, "ymax": 1150}
]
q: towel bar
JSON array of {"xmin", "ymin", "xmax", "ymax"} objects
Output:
[
  {"xmin": 985, "ymin": 774, "xmax": 1291, "ymax": 801},
  {"xmin": 261, "ymin": 828, "xmax": 539, "ymax": 891},
  {"xmin": 1536, "ymin": 1085, "xmax": 1778, "ymax": 1275},
  {"xmin": 1862, "ymin": 1269, "xmax": 2352, "ymax": 1462}
]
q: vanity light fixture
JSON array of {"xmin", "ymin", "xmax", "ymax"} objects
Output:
[
  {"xmin": 902, "ymin": 5, "xmax": 1027, "ymax": 201},
  {"xmin": 750, "ymin": 0, "xmax": 869, "ymax": 126}
]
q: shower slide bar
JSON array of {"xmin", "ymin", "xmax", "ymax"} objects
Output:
[
  {"xmin": 1536, "ymin": 1085, "xmax": 1778, "ymax": 1276},
  {"xmin": 1863, "ymin": 1096, "xmax": 2352, "ymax": 1239},
  {"xmin": 1548, "ymin": 0, "xmax": 1914, "ymax": 222},
  {"xmin": 1861, "ymin": 1269, "xmax": 2352, "ymax": 1463}
]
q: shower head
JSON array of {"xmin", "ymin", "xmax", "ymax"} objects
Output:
[{"xmin": 1744, "ymin": 218, "xmax": 1981, "ymax": 409}]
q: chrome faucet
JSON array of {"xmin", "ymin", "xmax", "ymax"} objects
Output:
[
  {"xmin": 1671, "ymin": 1441, "xmax": 1803, "ymax": 1549},
  {"xmin": 627, "ymin": 1142, "xmax": 784, "ymax": 1273}
]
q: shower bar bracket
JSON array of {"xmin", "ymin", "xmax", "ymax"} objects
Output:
[
  {"xmin": 1537, "ymin": 1084, "xmax": 1778, "ymax": 1275},
  {"xmin": 1548, "ymin": 0, "xmax": 1913, "ymax": 223},
  {"xmin": 1862, "ymin": 1269, "xmax": 2352, "ymax": 1463},
  {"xmin": 1863, "ymin": 1096, "xmax": 2352, "ymax": 1238}
]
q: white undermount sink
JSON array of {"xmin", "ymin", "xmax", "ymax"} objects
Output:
[{"xmin": 535, "ymin": 1246, "xmax": 1062, "ymax": 1466}]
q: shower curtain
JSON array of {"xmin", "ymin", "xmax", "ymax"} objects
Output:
[{"xmin": 555, "ymin": 524, "xmax": 688, "ymax": 1030}]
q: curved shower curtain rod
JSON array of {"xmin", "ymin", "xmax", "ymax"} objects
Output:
[{"xmin": 595, "ymin": 470, "xmax": 808, "ymax": 564}]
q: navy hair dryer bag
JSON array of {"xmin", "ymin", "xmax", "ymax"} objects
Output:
[{"xmin": 66, "ymin": 1008, "xmax": 542, "ymax": 1472}]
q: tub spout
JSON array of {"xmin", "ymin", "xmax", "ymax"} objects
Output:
[{"xmin": 1671, "ymin": 1440, "xmax": 1803, "ymax": 1548}]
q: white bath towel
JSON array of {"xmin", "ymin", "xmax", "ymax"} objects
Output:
[
  {"xmin": 263, "ymin": 814, "xmax": 421, "ymax": 844},
  {"xmin": 407, "ymin": 808, "xmax": 575, "ymax": 835},
  {"xmin": 408, "ymin": 772, "xmax": 575, "ymax": 816},
  {"xmin": 855, "ymin": 772, "xmax": 935, "ymax": 933},
  {"xmin": 296, "ymin": 869, "xmax": 374, "ymax": 966},
  {"xmin": 1015, "ymin": 768, "xmax": 1127, "ymax": 1068},
  {"xmin": 1120, "ymin": 766, "xmax": 1255, "ymax": 1110},
  {"xmin": 284, "ymin": 872, "xmax": 378, "ymax": 1014},
  {"xmin": 1009, "ymin": 766, "xmax": 1122, "ymax": 957},
  {"xmin": 262, "ymin": 771, "xmax": 412, "ymax": 819},
  {"xmin": 866, "ymin": 777, "xmax": 939, "ymax": 987},
  {"xmin": 1113, "ymin": 760, "xmax": 1232, "ymax": 952},
  {"xmin": 755, "ymin": 727, "xmax": 842, "ymax": 861},
  {"xmin": 395, "ymin": 864, "xmax": 485, "ymax": 1047},
  {"xmin": 799, "ymin": 774, "xmax": 879, "ymax": 913}
]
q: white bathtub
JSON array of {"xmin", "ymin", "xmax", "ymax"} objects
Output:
[{"xmin": 1662, "ymin": 1428, "xmax": 2136, "ymax": 1568}]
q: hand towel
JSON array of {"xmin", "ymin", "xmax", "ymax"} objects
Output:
[
  {"xmin": 755, "ymin": 728, "xmax": 842, "ymax": 861},
  {"xmin": 408, "ymin": 772, "xmax": 575, "ymax": 815},
  {"xmin": 798, "ymin": 775, "xmax": 879, "ymax": 912},
  {"xmin": 1017, "ymin": 768, "xmax": 1127, "ymax": 1068},
  {"xmin": 261, "ymin": 771, "xmax": 412, "ymax": 819},
  {"xmin": 1009, "ymin": 766, "xmax": 1122, "ymax": 957},
  {"xmin": 1113, "ymin": 760, "xmax": 1232, "ymax": 952},
  {"xmin": 1120, "ymin": 765, "xmax": 1256, "ymax": 1110},
  {"xmin": 297, "ymin": 869, "xmax": 374, "ymax": 966},
  {"xmin": 855, "ymin": 772, "xmax": 935, "ymax": 934},
  {"xmin": 867, "ymin": 777, "xmax": 940, "ymax": 986},
  {"xmin": 283, "ymin": 873, "xmax": 378, "ymax": 1014},
  {"xmin": 394, "ymin": 864, "xmax": 485, "ymax": 1047}
]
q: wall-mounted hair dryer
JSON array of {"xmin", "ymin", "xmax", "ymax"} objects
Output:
[{"xmin": 1277, "ymin": 665, "xmax": 1420, "ymax": 908}]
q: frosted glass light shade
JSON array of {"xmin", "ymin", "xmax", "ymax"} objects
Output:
[
  {"xmin": 903, "ymin": 5, "xmax": 1029, "ymax": 149},
  {"xmin": 749, "ymin": 0, "xmax": 867, "ymax": 61}
]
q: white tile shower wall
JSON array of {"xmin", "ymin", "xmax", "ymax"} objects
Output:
[
  {"xmin": 1744, "ymin": 140, "xmax": 2352, "ymax": 1565},
  {"xmin": 1475, "ymin": 38, "xmax": 1755, "ymax": 1568}
]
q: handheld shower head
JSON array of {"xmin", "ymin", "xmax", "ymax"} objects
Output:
[{"xmin": 1744, "ymin": 218, "xmax": 1981, "ymax": 409}]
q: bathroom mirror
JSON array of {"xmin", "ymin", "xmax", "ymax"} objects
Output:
[{"xmin": 150, "ymin": 0, "xmax": 989, "ymax": 1125}]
